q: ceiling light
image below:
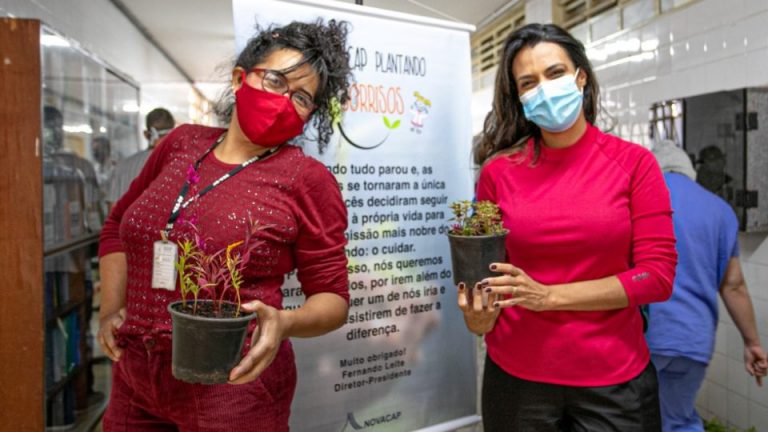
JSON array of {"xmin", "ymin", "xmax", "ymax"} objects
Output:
[
  {"xmin": 122, "ymin": 102, "xmax": 140, "ymax": 113},
  {"xmin": 41, "ymin": 34, "xmax": 70, "ymax": 47},
  {"xmin": 63, "ymin": 124, "xmax": 93, "ymax": 134}
]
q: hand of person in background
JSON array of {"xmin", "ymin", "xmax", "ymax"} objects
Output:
[
  {"xmin": 229, "ymin": 300, "xmax": 287, "ymax": 384},
  {"xmin": 97, "ymin": 307, "xmax": 126, "ymax": 362},
  {"xmin": 744, "ymin": 343, "xmax": 768, "ymax": 386},
  {"xmin": 482, "ymin": 263, "xmax": 553, "ymax": 312},
  {"xmin": 457, "ymin": 282, "xmax": 500, "ymax": 335}
]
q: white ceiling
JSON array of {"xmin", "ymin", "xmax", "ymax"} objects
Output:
[{"xmin": 120, "ymin": 0, "xmax": 512, "ymax": 85}]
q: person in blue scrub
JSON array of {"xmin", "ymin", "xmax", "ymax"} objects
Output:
[{"xmin": 648, "ymin": 140, "xmax": 768, "ymax": 432}]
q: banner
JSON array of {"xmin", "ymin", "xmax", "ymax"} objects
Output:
[{"xmin": 233, "ymin": 1, "xmax": 478, "ymax": 430}]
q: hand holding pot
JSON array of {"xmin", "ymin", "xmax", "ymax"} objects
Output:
[
  {"xmin": 97, "ymin": 307, "xmax": 126, "ymax": 361},
  {"xmin": 457, "ymin": 282, "xmax": 501, "ymax": 335},
  {"xmin": 482, "ymin": 263, "xmax": 553, "ymax": 312},
  {"xmin": 228, "ymin": 300, "xmax": 287, "ymax": 384}
]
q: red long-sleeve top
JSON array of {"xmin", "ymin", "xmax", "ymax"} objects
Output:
[
  {"xmin": 99, "ymin": 124, "xmax": 349, "ymax": 340},
  {"xmin": 477, "ymin": 124, "xmax": 676, "ymax": 386}
]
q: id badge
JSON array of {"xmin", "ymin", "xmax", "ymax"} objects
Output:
[{"xmin": 152, "ymin": 241, "xmax": 178, "ymax": 291}]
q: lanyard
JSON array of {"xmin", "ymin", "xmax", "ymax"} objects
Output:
[{"xmin": 163, "ymin": 133, "xmax": 281, "ymax": 237}]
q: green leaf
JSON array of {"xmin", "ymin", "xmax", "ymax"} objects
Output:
[
  {"xmin": 383, "ymin": 116, "xmax": 392, "ymax": 128},
  {"xmin": 329, "ymin": 97, "xmax": 343, "ymax": 127},
  {"xmin": 392, "ymin": 120, "xmax": 401, "ymax": 129}
]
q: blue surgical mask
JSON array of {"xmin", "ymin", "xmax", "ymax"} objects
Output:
[{"xmin": 520, "ymin": 69, "xmax": 583, "ymax": 132}]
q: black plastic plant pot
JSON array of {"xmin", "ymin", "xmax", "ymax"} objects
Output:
[
  {"xmin": 447, "ymin": 232, "xmax": 508, "ymax": 288},
  {"xmin": 167, "ymin": 300, "xmax": 256, "ymax": 385}
]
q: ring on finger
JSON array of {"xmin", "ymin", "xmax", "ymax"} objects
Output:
[{"xmin": 513, "ymin": 286, "xmax": 518, "ymax": 295}]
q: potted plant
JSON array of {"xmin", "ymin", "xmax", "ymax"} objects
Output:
[
  {"xmin": 447, "ymin": 200, "xmax": 508, "ymax": 290},
  {"xmin": 166, "ymin": 220, "xmax": 263, "ymax": 384}
]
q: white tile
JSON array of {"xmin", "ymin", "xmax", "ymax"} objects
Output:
[
  {"xmin": 745, "ymin": 50, "xmax": 768, "ymax": 89},
  {"xmin": 709, "ymin": 382, "xmax": 730, "ymax": 421},
  {"xmin": 669, "ymin": 2, "xmax": 692, "ymax": 40},
  {"xmin": 710, "ymin": 352, "xmax": 729, "ymax": 386},
  {"xmin": 716, "ymin": 323, "xmax": 728, "ymax": 355},
  {"xmin": 747, "ymin": 236, "xmax": 768, "ymax": 266},
  {"xmin": 719, "ymin": 302, "xmax": 733, "ymax": 327},
  {"xmin": 728, "ymin": 357, "xmax": 750, "ymax": 397},
  {"xmin": 763, "ymin": 334, "xmax": 768, "ymax": 357},
  {"xmin": 697, "ymin": 379, "xmax": 710, "ymax": 412},
  {"xmin": 727, "ymin": 324, "xmax": 746, "ymax": 361},
  {"xmin": 745, "ymin": 264, "xmax": 768, "ymax": 302},
  {"xmin": 722, "ymin": 22, "xmax": 747, "ymax": 59},
  {"xmin": 741, "ymin": 10, "xmax": 768, "ymax": 51},
  {"xmin": 682, "ymin": 0, "xmax": 720, "ymax": 36},
  {"xmin": 749, "ymin": 400, "xmax": 768, "ymax": 432},
  {"xmin": 739, "ymin": 233, "xmax": 767, "ymax": 262},
  {"xmin": 727, "ymin": 392, "xmax": 750, "ymax": 429},
  {"xmin": 743, "ymin": 0, "xmax": 768, "ymax": 17},
  {"xmin": 722, "ymin": 55, "xmax": 747, "ymax": 92},
  {"xmin": 707, "ymin": 61, "xmax": 728, "ymax": 94},
  {"xmin": 752, "ymin": 298, "xmax": 768, "ymax": 336},
  {"xmin": 742, "ymin": 262, "xmax": 760, "ymax": 293},
  {"xmin": 748, "ymin": 370, "xmax": 768, "ymax": 408}
]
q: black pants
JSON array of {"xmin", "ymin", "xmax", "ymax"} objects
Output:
[{"xmin": 482, "ymin": 356, "xmax": 661, "ymax": 432}]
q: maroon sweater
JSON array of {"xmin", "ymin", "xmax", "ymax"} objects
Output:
[
  {"xmin": 99, "ymin": 124, "xmax": 349, "ymax": 341},
  {"xmin": 478, "ymin": 124, "xmax": 677, "ymax": 386}
]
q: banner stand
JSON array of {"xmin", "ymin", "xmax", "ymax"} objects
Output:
[{"xmin": 233, "ymin": 1, "xmax": 478, "ymax": 430}]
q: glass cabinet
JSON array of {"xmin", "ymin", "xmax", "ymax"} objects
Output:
[
  {"xmin": 0, "ymin": 18, "xmax": 140, "ymax": 430},
  {"xmin": 41, "ymin": 25, "xmax": 141, "ymax": 430}
]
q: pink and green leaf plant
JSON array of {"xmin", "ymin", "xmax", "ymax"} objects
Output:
[{"xmin": 175, "ymin": 217, "xmax": 265, "ymax": 317}]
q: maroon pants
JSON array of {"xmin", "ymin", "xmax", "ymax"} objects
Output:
[{"xmin": 103, "ymin": 336, "xmax": 296, "ymax": 432}]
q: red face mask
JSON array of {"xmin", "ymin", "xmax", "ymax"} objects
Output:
[{"xmin": 235, "ymin": 72, "xmax": 306, "ymax": 147}]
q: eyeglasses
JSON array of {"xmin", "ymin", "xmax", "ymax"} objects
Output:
[{"xmin": 250, "ymin": 68, "xmax": 316, "ymax": 115}]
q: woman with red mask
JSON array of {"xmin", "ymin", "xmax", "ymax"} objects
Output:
[{"xmin": 97, "ymin": 20, "xmax": 352, "ymax": 431}]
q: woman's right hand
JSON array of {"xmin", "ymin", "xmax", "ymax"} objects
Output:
[
  {"xmin": 457, "ymin": 282, "xmax": 500, "ymax": 335},
  {"xmin": 98, "ymin": 307, "xmax": 126, "ymax": 362}
]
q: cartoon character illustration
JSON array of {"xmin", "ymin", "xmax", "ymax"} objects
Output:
[{"xmin": 410, "ymin": 91, "xmax": 431, "ymax": 134}]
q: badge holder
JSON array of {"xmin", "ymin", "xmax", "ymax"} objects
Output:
[{"xmin": 151, "ymin": 230, "xmax": 178, "ymax": 291}]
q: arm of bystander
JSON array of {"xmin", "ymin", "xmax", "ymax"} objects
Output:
[{"xmin": 719, "ymin": 257, "xmax": 768, "ymax": 386}]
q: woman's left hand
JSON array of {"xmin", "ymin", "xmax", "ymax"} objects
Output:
[
  {"xmin": 482, "ymin": 263, "xmax": 554, "ymax": 312},
  {"xmin": 228, "ymin": 300, "xmax": 288, "ymax": 384}
]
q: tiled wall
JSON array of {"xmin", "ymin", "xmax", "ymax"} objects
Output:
[
  {"xmin": 583, "ymin": 1, "xmax": 768, "ymax": 429},
  {"xmin": 588, "ymin": 0, "xmax": 768, "ymax": 147}
]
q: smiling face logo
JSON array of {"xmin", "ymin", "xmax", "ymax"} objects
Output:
[
  {"xmin": 338, "ymin": 86, "xmax": 432, "ymax": 150},
  {"xmin": 338, "ymin": 114, "xmax": 402, "ymax": 150},
  {"xmin": 409, "ymin": 91, "xmax": 431, "ymax": 134}
]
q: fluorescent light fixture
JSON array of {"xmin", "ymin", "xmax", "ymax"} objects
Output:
[
  {"xmin": 122, "ymin": 102, "xmax": 140, "ymax": 112},
  {"xmin": 63, "ymin": 124, "xmax": 93, "ymax": 134},
  {"xmin": 41, "ymin": 34, "xmax": 70, "ymax": 47}
]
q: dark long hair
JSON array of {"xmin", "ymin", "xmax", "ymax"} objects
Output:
[
  {"xmin": 473, "ymin": 23, "xmax": 600, "ymax": 166},
  {"xmin": 215, "ymin": 19, "xmax": 352, "ymax": 153}
]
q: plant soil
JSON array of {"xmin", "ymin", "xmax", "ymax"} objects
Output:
[{"xmin": 171, "ymin": 301, "xmax": 241, "ymax": 318}]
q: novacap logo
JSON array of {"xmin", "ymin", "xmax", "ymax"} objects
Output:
[{"xmin": 340, "ymin": 411, "xmax": 402, "ymax": 431}]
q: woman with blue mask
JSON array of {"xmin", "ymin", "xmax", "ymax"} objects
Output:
[{"xmin": 456, "ymin": 23, "xmax": 677, "ymax": 431}]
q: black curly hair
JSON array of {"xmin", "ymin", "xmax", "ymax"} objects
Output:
[{"xmin": 215, "ymin": 19, "xmax": 352, "ymax": 153}]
